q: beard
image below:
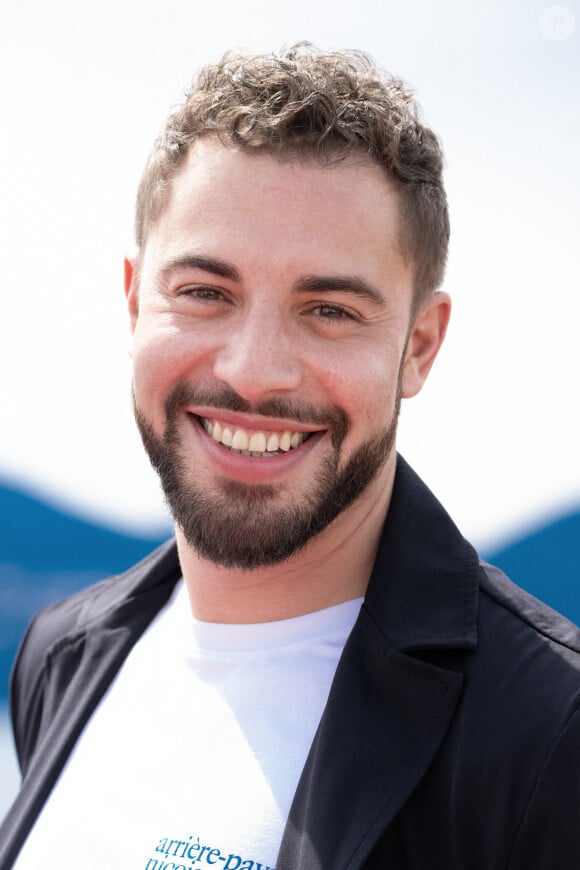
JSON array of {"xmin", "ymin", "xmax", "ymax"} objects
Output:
[{"xmin": 134, "ymin": 381, "xmax": 401, "ymax": 570}]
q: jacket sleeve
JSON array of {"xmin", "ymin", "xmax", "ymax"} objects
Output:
[{"xmin": 508, "ymin": 705, "xmax": 580, "ymax": 868}]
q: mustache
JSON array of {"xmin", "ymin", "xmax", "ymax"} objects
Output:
[{"xmin": 164, "ymin": 382, "xmax": 350, "ymax": 447}]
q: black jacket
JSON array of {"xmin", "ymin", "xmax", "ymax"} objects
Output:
[{"xmin": 2, "ymin": 458, "xmax": 580, "ymax": 868}]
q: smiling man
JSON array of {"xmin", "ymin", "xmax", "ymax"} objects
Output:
[
  {"xmin": 3, "ymin": 45, "xmax": 580, "ymax": 870},
  {"xmin": 128, "ymin": 139, "xmax": 438, "ymax": 606}
]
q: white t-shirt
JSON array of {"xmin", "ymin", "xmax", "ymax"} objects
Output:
[{"xmin": 15, "ymin": 581, "xmax": 363, "ymax": 870}]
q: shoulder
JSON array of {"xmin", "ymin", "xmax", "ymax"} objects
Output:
[
  {"xmin": 12, "ymin": 538, "xmax": 179, "ymax": 687},
  {"xmin": 478, "ymin": 560, "xmax": 580, "ymax": 672},
  {"xmin": 403, "ymin": 562, "xmax": 580, "ymax": 865},
  {"xmin": 10, "ymin": 539, "xmax": 179, "ymax": 771},
  {"xmin": 474, "ymin": 560, "xmax": 580, "ymax": 749},
  {"xmin": 476, "ymin": 561, "xmax": 580, "ymax": 770},
  {"xmin": 463, "ymin": 560, "xmax": 580, "ymax": 730},
  {"xmin": 456, "ymin": 562, "xmax": 580, "ymax": 860}
]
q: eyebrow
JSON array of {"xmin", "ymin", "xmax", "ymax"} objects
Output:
[
  {"xmin": 159, "ymin": 255, "xmax": 386, "ymax": 306},
  {"xmin": 295, "ymin": 274, "xmax": 386, "ymax": 306},
  {"xmin": 159, "ymin": 254, "xmax": 241, "ymax": 283}
]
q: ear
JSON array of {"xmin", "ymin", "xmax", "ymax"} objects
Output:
[
  {"xmin": 401, "ymin": 291, "xmax": 451, "ymax": 399},
  {"xmin": 124, "ymin": 256, "xmax": 139, "ymax": 335}
]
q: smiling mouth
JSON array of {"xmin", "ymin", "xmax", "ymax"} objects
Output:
[{"xmin": 199, "ymin": 416, "xmax": 314, "ymax": 457}]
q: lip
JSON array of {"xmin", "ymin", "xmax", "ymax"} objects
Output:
[
  {"xmin": 185, "ymin": 406, "xmax": 321, "ymax": 434},
  {"xmin": 187, "ymin": 412, "xmax": 326, "ymax": 483}
]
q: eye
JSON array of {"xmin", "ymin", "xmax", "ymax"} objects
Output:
[
  {"xmin": 176, "ymin": 285, "xmax": 230, "ymax": 306},
  {"xmin": 182, "ymin": 286, "xmax": 224, "ymax": 300},
  {"xmin": 312, "ymin": 303, "xmax": 355, "ymax": 321}
]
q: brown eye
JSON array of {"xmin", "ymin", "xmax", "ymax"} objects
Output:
[
  {"xmin": 180, "ymin": 286, "xmax": 224, "ymax": 301},
  {"xmin": 314, "ymin": 304, "xmax": 352, "ymax": 320}
]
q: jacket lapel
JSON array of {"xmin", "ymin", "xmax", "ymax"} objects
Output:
[
  {"xmin": 277, "ymin": 609, "xmax": 463, "ymax": 870},
  {"xmin": 277, "ymin": 458, "xmax": 479, "ymax": 869}
]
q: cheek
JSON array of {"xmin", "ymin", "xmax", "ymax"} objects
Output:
[
  {"xmin": 321, "ymin": 347, "xmax": 398, "ymax": 432},
  {"xmin": 131, "ymin": 320, "xmax": 214, "ymax": 413}
]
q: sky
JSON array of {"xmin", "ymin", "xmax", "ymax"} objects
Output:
[{"xmin": 0, "ymin": 0, "xmax": 578, "ymax": 550}]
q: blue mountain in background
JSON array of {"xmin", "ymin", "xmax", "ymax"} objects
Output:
[
  {"xmin": 1, "ymin": 479, "xmax": 579, "ymax": 703},
  {"xmin": 0, "ymin": 480, "xmax": 170, "ymax": 702}
]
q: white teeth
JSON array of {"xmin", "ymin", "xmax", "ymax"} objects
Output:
[
  {"xmin": 266, "ymin": 432, "xmax": 280, "ymax": 452},
  {"xmin": 248, "ymin": 431, "xmax": 267, "ymax": 452},
  {"xmin": 279, "ymin": 431, "xmax": 292, "ymax": 452},
  {"xmin": 231, "ymin": 428, "xmax": 250, "ymax": 451},
  {"xmin": 201, "ymin": 418, "xmax": 310, "ymax": 457}
]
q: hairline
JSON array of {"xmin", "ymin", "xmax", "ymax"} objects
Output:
[{"xmin": 136, "ymin": 135, "xmax": 425, "ymax": 306}]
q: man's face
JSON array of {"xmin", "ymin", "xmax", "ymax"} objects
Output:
[{"xmin": 127, "ymin": 141, "xmax": 420, "ymax": 569}]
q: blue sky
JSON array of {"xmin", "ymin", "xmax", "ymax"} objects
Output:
[{"xmin": 0, "ymin": 0, "xmax": 578, "ymax": 549}]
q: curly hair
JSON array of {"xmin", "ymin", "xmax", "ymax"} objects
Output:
[{"xmin": 135, "ymin": 44, "xmax": 449, "ymax": 304}]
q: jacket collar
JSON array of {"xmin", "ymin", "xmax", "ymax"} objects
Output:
[
  {"xmin": 277, "ymin": 456, "xmax": 480, "ymax": 869},
  {"xmin": 365, "ymin": 455, "xmax": 479, "ymax": 651}
]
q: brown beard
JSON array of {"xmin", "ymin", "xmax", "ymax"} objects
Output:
[{"xmin": 134, "ymin": 381, "xmax": 400, "ymax": 570}]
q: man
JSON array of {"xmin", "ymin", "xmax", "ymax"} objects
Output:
[{"xmin": 2, "ymin": 44, "xmax": 580, "ymax": 869}]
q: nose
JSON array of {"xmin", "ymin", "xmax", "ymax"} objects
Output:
[{"xmin": 212, "ymin": 305, "xmax": 303, "ymax": 403}]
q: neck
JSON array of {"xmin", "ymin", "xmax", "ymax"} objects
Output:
[{"xmin": 176, "ymin": 457, "xmax": 396, "ymax": 624}]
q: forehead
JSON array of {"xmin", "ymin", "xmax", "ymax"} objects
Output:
[{"xmin": 141, "ymin": 140, "xmax": 408, "ymax": 289}]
